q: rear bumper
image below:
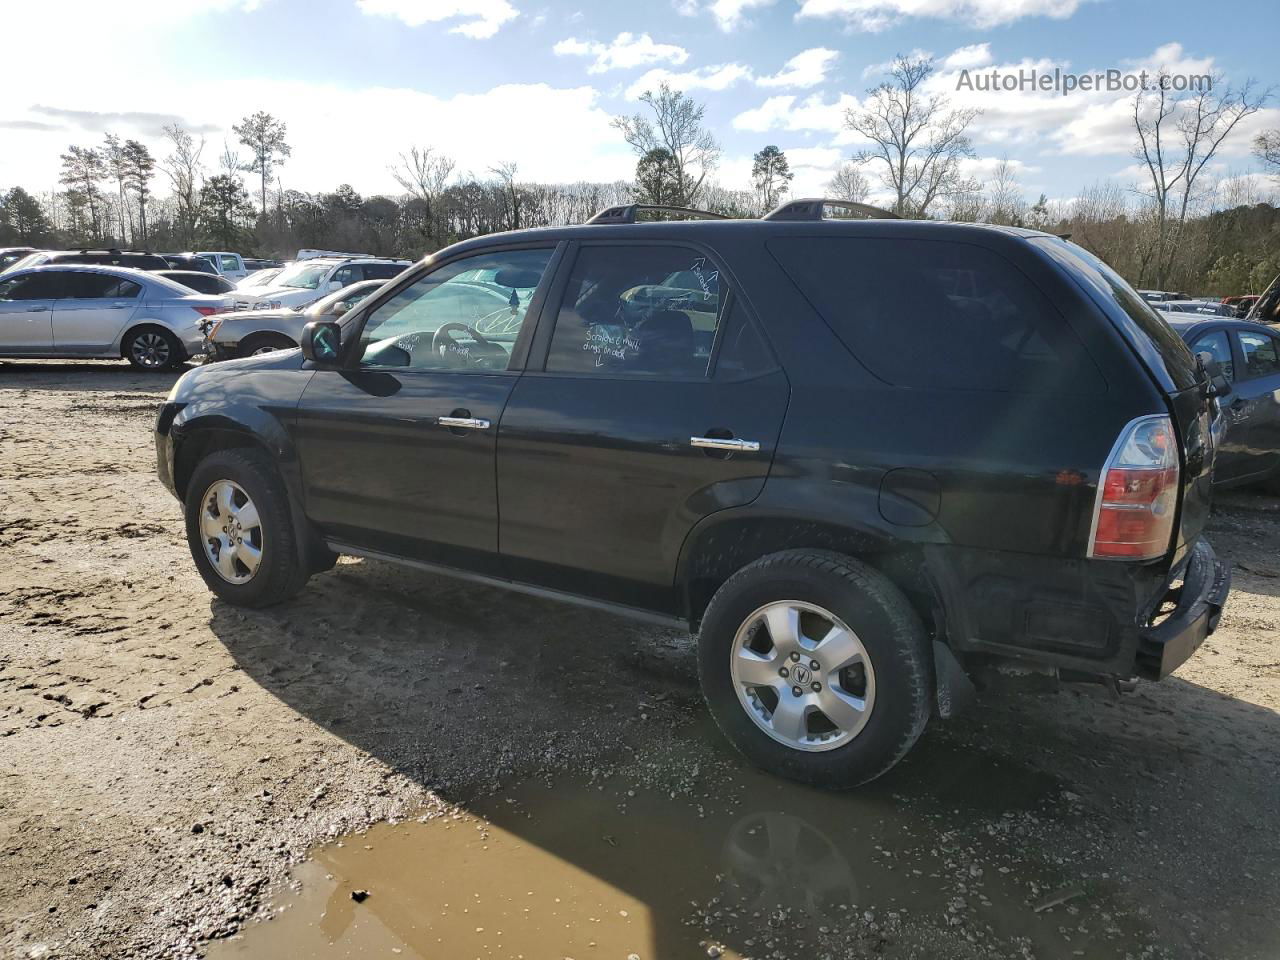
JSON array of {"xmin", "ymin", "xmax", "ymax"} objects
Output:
[{"xmin": 1134, "ymin": 539, "xmax": 1230, "ymax": 680}]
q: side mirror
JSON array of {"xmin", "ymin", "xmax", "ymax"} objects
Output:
[
  {"xmin": 301, "ymin": 320, "xmax": 342, "ymax": 365},
  {"xmin": 1197, "ymin": 352, "xmax": 1233, "ymax": 398},
  {"xmin": 328, "ymin": 279, "xmax": 343, "ymax": 291}
]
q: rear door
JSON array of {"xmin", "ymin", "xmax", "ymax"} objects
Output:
[
  {"xmin": 496, "ymin": 242, "xmax": 789, "ymax": 614},
  {"xmin": 50, "ymin": 272, "xmax": 142, "ymax": 353},
  {"xmin": 0, "ymin": 272, "xmax": 57, "ymax": 352},
  {"xmin": 1230, "ymin": 327, "xmax": 1280, "ymax": 479}
]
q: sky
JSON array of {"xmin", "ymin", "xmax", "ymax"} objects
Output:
[{"xmin": 0, "ymin": 0, "xmax": 1277, "ymax": 208}]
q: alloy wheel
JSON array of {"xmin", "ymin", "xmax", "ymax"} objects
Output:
[
  {"xmin": 130, "ymin": 332, "xmax": 172, "ymax": 368},
  {"xmin": 198, "ymin": 479, "xmax": 264, "ymax": 584},
  {"xmin": 730, "ymin": 601, "xmax": 876, "ymax": 752}
]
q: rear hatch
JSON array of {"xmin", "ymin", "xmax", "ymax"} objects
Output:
[{"xmin": 1031, "ymin": 238, "xmax": 1215, "ymax": 556}]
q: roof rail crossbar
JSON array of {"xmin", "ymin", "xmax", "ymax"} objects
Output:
[
  {"xmin": 762, "ymin": 198, "xmax": 901, "ymax": 222},
  {"xmin": 586, "ymin": 204, "xmax": 729, "ymax": 225}
]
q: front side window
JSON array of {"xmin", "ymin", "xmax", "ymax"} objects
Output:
[
  {"xmin": 771, "ymin": 236, "xmax": 1104, "ymax": 393},
  {"xmin": 544, "ymin": 245, "xmax": 724, "ymax": 378},
  {"xmin": 0, "ymin": 273, "xmax": 63, "ymax": 300},
  {"xmin": 220, "ymin": 254, "xmax": 240, "ymax": 271},
  {"xmin": 357, "ymin": 248, "xmax": 553, "ymax": 372},
  {"xmin": 1190, "ymin": 330, "xmax": 1234, "ymax": 381},
  {"xmin": 332, "ymin": 265, "xmax": 362, "ymax": 287},
  {"xmin": 1237, "ymin": 331, "xmax": 1280, "ymax": 379}
]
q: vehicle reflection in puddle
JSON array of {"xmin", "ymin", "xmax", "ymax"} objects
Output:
[{"xmin": 212, "ymin": 744, "xmax": 1156, "ymax": 959}]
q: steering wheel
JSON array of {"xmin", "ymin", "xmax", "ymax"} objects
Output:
[{"xmin": 431, "ymin": 322, "xmax": 494, "ymax": 360}]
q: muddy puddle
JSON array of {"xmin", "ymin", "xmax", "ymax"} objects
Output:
[{"xmin": 211, "ymin": 739, "xmax": 1160, "ymax": 959}]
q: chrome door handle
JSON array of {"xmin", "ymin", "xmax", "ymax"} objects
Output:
[
  {"xmin": 690, "ymin": 436, "xmax": 760, "ymax": 452},
  {"xmin": 438, "ymin": 416, "xmax": 491, "ymax": 430}
]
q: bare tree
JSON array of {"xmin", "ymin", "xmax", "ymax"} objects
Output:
[
  {"xmin": 826, "ymin": 162, "xmax": 870, "ymax": 203},
  {"xmin": 162, "ymin": 123, "xmax": 204, "ymax": 249},
  {"xmin": 1131, "ymin": 72, "xmax": 1269, "ymax": 287},
  {"xmin": 1255, "ymin": 129, "xmax": 1280, "ymax": 179},
  {"xmin": 613, "ymin": 82, "xmax": 720, "ymax": 207},
  {"xmin": 233, "ymin": 111, "xmax": 291, "ymax": 219},
  {"xmin": 489, "ymin": 161, "xmax": 523, "ymax": 230},
  {"xmin": 391, "ymin": 146, "xmax": 456, "ymax": 250},
  {"xmin": 102, "ymin": 134, "xmax": 132, "ymax": 245},
  {"xmin": 987, "ymin": 157, "xmax": 1026, "ymax": 226},
  {"xmin": 844, "ymin": 54, "xmax": 981, "ymax": 218}
]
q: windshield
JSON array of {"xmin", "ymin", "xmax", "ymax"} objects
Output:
[
  {"xmin": 272, "ymin": 262, "xmax": 333, "ymax": 290},
  {"xmin": 1, "ymin": 252, "xmax": 46, "ymax": 275},
  {"xmin": 308, "ymin": 282, "xmax": 379, "ymax": 316}
]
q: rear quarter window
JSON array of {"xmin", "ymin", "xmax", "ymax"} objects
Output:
[{"xmin": 768, "ymin": 236, "xmax": 1104, "ymax": 393}]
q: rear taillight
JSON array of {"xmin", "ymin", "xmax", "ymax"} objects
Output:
[
  {"xmin": 1088, "ymin": 415, "xmax": 1179, "ymax": 560},
  {"xmin": 193, "ymin": 306, "xmax": 218, "ymax": 317}
]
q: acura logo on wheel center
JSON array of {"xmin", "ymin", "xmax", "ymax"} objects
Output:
[{"xmin": 793, "ymin": 665, "xmax": 811, "ymax": 685}]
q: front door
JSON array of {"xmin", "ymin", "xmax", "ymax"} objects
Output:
[
  {"xmin": 0, "ymin": 272, "xmax": 58, "ymax": 352},
  {"xmin": 50, "ymin": 271, "xmax": 143, "ymax": 353},
  {"xmin": 1230, "ymin": 327, "xmax": 1280, "ymax": 480},
  {"xmin": 292, "ymin": 245, "xmax": 559, "ymax": 575},
  {"xmin": 497, "ymin": 242, "xmax": 789, "ymax": 614},
  {"xmin": 1187, "ymin": 327, "xmax": 1251, "ymax": 483}
]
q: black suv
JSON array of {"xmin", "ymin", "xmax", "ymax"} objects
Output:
[{"xmin": 156, "ymin": 200, "xmax": 1231, "ymax": 787}]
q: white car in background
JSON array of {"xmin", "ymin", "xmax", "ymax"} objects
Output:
[
  {"xmin": 196, "ymin": 251, "xmax": 249, "ymax": 281},
  {"xmin": 230, "ymin": 256, "xmax": 410, "ymax": 311},
  {"xmin": 237, "ymin": 267, "xmax": 285, "ymax": 289}
]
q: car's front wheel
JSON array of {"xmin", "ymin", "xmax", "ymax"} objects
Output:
[
  {"xmin": 184, "ymin": 449, "xmax": 311, "ymax": 607},
  {"xmin": 698, "ymin": 550, "xmax": 932, "ymax": 789}
]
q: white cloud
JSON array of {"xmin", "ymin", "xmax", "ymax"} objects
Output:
[
  {"xmin": 356, "ymin": 0, "xmax": 518, "ymax": 38},
  {"xmin": 757, "ymin": 48, "xmax": 840, "ymax": 89},
  {"xmin": 680, "ymin": 0, "xmax": 778, "ymax": 29},
  {"xmin": 798, "ymin": 0, "xmax": 1082, "ymax": 32},
  {"xmin": 943, "ymin": 42, "xmax": 993, "ymax": 70},
  {"xmin": 553, "ymin": 32, "xmax": 689, "ymax": 73},
  {"xmin": 861, "ymin": 48, "xmax": 932, "ymax": 79},
  {"xmin": 625, "ymin": 63, "xmax": 754, "ymax": 99},
  {"xmin": 733, "ymin": 92, "xmax": 859, "ymax": 134}
]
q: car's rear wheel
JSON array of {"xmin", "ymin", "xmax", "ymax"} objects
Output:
[
  {"xmin": 184, "ymin": 449, "xmax": 310, "ymax": 607},
  {"xmin": 698, "ymin": 550, "xmax": 932, "ymax": 789},
  {"xmin": 124, "ymin": 326, "xmax": 185, "ymax": 370},
  {"xmin": 238, "ymin": 333, "xmax": 296, "ymax": 358}
]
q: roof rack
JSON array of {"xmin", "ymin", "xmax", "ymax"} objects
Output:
[
  {"xmin": 761, "ymin": 199, "xmax": 900, "ymax": 221},
  {"xmin": 586, "ymin": 204, "xmax": 729, "ymax": 225}
]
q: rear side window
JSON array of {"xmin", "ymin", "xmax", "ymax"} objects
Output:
[
  {"xmin": 769, "ymin": 237, "xmax": 1103, "ymax": 392},
  {"xmin": 545, "ymin": 245, "xmax": 724, "ymax": 378},
  {"xmin": 1237, "ymin": 330, "xmax": 1280, "ymax": 379},
  {"xmin": 364, "ymin": 263, "xmax": 406, "ymax": 281},
  {"xmin": 64, "ymin": 273, "xmax": 142, "ymax": 298},
  {"xmin": 1032, "ymin": 237, "xmax": 1198, "ymax": 391}
]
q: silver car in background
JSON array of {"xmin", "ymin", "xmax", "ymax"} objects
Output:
[
  {"xmin": 0, "ymin": 265, "xmax": 230, "ymax": 369},
  {"xmin": 204, "ymin": 279, "xmax": 386, "ymax": 359}
]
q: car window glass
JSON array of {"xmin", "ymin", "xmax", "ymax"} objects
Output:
[
  {"xmin": 544, "ymin": 245, "xmax": 724, "ymax": 378},
  {"xmin": 357, "ymin": 248, "xmax": 553, "ymax": 372},
  {"xmin": 220, "ymin": 255, "xmax": 240, "ymax": 271},
  {"xmin": 0, "ymin": 273, "xmax": 61, "ymax": 300},
  {"xmin": 1189, "ymin": 330, "xmax": 1234, "ymax": 381},
  {"xmin": 771, "ymin": 237, "xmax": 1105, "ymax": 393},
  {"xmin": 364, "ymin": 263, "xmax": 406, "ymax": 280},
  {"xmin": 333, "ymin": 265, "xmax": 362, "ymax": 286},
  {"xmin": 714, "ymin": 303, "xmax": 775, "ymax": 379},
  {"xmin": 63, "ymin": 273, "xmax": 143, "ymax": 299},
  {"xmin": 1237, "ymin": 330, "xmax": 1280, "ymax": 379}
]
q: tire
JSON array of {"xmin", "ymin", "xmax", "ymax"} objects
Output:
[
  {"xmin": 184, "ymin": 449, "xmax": 311, "ymax": 608},
  {"xmin": 697, "ymin": 550, "xmax": 932, "ymax": 789},
  {"xmin": 237, "ymin": 333, "xmax": 296, "ymax": 358},
  {"xmin": 124, "ymin": 326, "xmax": 185, "ymax": 370}
]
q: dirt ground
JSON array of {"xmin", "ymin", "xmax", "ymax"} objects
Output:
[{"xmin": 1, "ymin": 359, "xmax": 1278, "ymax": 960}]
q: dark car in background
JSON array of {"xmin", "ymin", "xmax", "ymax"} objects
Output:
[
  {"xmin": 156, "ymin": 200, "xmax": 1230, "ymax": 788},
  {"xmin": 161, "ymin": 254, "xmax": 218, "ymax": 274},
  {"xmin": 4, "ymin": 249, "xmax": 170, "ymax": 274},
  {"xmin": 1173, "ymin": 317, "xmax": 1280, "ymax": 491},
  {"xmin": 158, "ymin": 270, "xmax": 237, "ymax": 296},
  {"xmin": 0, "ymin": 246, "xmax": 36, "ymax": 272}
]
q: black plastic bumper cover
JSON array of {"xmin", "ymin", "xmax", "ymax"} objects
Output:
[{"xmin": 1135, "ymin": 539, "xmax": 1230, "ymax": 681}]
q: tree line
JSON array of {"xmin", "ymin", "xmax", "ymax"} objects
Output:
[{"xmin": 1, "ymin": 57, "xmax": 1278, "ymax": 295}]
